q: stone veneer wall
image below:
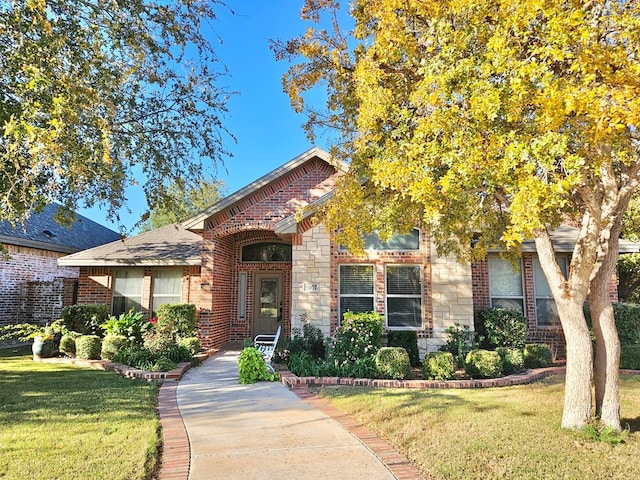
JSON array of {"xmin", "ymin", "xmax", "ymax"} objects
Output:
[
  {"xmin": 427, "ymin": 239, "xmax": 474, "ymax": 353},
  {"xmin": 291, "ymin": 224, "xmax": 332, "ymax": 336}
]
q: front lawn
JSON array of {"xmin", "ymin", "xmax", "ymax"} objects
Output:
[
  {"xmin": 0, "ymin": 348, "xmax": 159, "ymax": 480},
  {"xmin": 319, "ymin": 374, "xmax": 640, "ymax": 479}
]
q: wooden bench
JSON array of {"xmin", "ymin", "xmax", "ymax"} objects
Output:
[{"xmin": 253, "ymin": 325, "xmax": 281, "ymax": 373}]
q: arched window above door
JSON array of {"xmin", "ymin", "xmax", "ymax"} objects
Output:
[{"xmin": 241, "ymin": 242, "xmax": 292, "ymax": 262}]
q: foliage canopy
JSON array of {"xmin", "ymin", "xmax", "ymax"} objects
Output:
[{"xmin": 1, "ymin": 0, "xmax": 232, "ymax": 228}]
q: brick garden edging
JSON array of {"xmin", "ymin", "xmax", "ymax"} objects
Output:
[{"xmin": 279, "ymin": 366, "xmax": 567, "ymax": 390}]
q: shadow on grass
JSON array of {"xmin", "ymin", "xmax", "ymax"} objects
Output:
[
  {"xmin": 622, "ymin": 416, "xmax": 640, "ymax": 433},
  {"xmin": 0, "ymin": 355, "xmax": 156, "ymax": 426}
]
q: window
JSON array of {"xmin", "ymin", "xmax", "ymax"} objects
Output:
[
  {"xmin": 112, "ymin": 269, "xmax": 144, "ymax": 316},
  {"xmin": 386, "ymin": 265, "xmax": 423, "ymax": 328},
  {"xmin": 238, "ymin": 272, "xmax": 248, "ymax": 319},
  {"xmin": 534, "ymin": 257, "xmax": 567, "ymax": 327},
  {"xmin": 241, "ymin": 243, "xmax": 292, "ymax": 262},
  {"xmin": 339, "ymin": 265, "xmax": 374, "ymax": 322},
  {"xmin": 488, "ymin": 256, "xmax": 524, "ymax": 312},
  {"xmin": 151, "ymin": 269, "xmax": 183, "ymax": 315},
  {"xmin": 340, "ymin": 229, "xmax": 420, "ymax": 251}
]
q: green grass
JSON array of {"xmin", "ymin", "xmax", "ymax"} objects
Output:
[
  {"xmin": 0, "ymin": 348, "xmax": 160, "ymax": 480},
  {"xmin": 319, "ymin": 375, "xmax": 640, "ymax": 480}
]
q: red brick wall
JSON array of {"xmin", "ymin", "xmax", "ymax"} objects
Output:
[
  {"xmin": 0, "ymin": 244, "xmax": 79, "ymax": 327},
  {"xmin": 196, "ymin": 158, "xmax": 340, "ymax": 349},
  {"xmin": 471, "ymin": 254, "xmax": 620, "ymax": 358},
  {"xmin": 329, "ymin": 229, "xmax": 433, "ymax": 338}
]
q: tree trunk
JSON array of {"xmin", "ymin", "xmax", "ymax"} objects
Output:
[
  {"xmin": 590, "ymin": 238, "xmax": 622, "ymax": 430},
  {"xmin": 535, "ymin": 233, "xmax": 593, "ymax": 430},
  {"xmin": 558, "ymin": 300, "xmax": 594, "ymax": 429}
]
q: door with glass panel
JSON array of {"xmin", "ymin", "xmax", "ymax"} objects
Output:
[{"xmin": 253, "ymin": 272, "xmax": 283, "ymax": 336}]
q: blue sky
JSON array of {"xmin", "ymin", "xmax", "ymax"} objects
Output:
[{"xmin": 79, "ymin": 1, "xmax": 332, "ymax": 232}]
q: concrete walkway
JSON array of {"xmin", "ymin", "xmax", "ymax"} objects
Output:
[{"xmin": 175, "ymin": 350, "xmax": 400, "ymax": 480}]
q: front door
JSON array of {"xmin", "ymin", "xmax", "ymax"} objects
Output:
[{"xmin": 253, "ymin": 272, "xmax": 283, "ymax": 336}]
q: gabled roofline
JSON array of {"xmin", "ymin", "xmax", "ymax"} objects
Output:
[
  {"xmin": 274, "ymin": 190, "xmax": 335, "ymax": 235},
  {"xmin": 183, "ymin": 147, "xmax": 345, "ymax": 231}
]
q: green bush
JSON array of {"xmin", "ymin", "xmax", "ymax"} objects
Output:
[
  {"xmin": 143, "ymin": 329, "xmax": 176, "ymax": 353},
  {"xmin": 465, "ymin": 349, "xmax": 503, "ymax": 379},
  {"xmin": 612, "ymin": 303, "xmax": 640, "ymax": 345},
  {"xmin": 155, "ymin": 303, "xmax": 197, "ymax": 338},
  {"xmin": 288, "ymin": 351, "xmax": 328, "ymax": 377},
  {"xmin": 160, "ymin": 344, "xmax": 192, "ymax": 363},
  {"xmin": 478, "ymin": 308, "xmax": 528, "ymax": 349},
  {"xmin": 101, "ymin": 334, "xmax": 127, "ymax": 360},
  {"xmin": 439, "ymin": 324, "xmax": 477, "ymax": 368},
  {"xmin": 75, "ymin": 335, "xmax": 102, "ymax": 360},
  {"xmin": 61, "ymin": 304, "xmax": 109, "ymax": 336},
  {"xmin": 387, "ymin": 330, "xmax": 420, "ymax": 367},
  {"xmin": 238, "ymin": 347, "xmax": 279, "ymax": 384},
  {"xmin": 375, "ymin": 347, "xmax": 412, "ymax": 380},
  {"xmin": 620, "ymin": 345, "xmax": 640, "ymax": 370},
  {"xmin": 114, "ymin": 345, "xmax": 157, "ymax": 370},
  {"xmin": 151, "ymin": 358, "xmax": 177, "ymax": 372},
  {"xmin": 496, "ymin": 347, "xmax": 525, "ymax": 375},
  {"xmin": 334, "ymin": 355, "xmax": 378, "ymax": 378},
  {"xmin": 102, "ymin": 309, "xmax": 152, "ymax": 346},
  {"xmin": 179, "ymin": 336, "xmax": 201, "ymax": 356},
  {"xmin": 523, "ymin": 343, "xmax": 554, "ymax": 368},
  {"xmin": 423, "ymin": 352, "xmax": 456, "ymax": 380},
  {"xmin": 59, "ymin": 332, "xmax": 81, "ymax": 357},
  {"xmin": 332, "ymin": 311, "xmax": 383, "ymax": 367}
]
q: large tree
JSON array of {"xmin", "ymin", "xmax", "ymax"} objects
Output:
[
  {"xmin": 274, "ymin": 0, "xmax": 640, "ymax": 429},
  {"xmin": 139, "ymin": 179, "xmax": 225, "ymax": 232},
  {"xmin": 1, "ymin": 0, "xmax": 232, "ymax": 228}
]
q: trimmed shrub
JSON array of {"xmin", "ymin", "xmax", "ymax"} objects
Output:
[
  {"xmin": 155, "ymin": 303, "xmax": 197, "ymax": 338},
  {"xmin": 61, "ymin": 304, "xmax": 109, "ymax": 336},
  {"xmin": 238, "ymin": 347, "xmax": 278, "ymax": 384},
  {"xmin": 101, "ymin": 334, "xmax": 127, "ymax": 360},
  {"xmin": 375, "ymin": 347, "xmax": 412, "ymax": 380},
  {"xmin": 423, "ymin": 352, "xmax": 456, "ymax": 381},
  {"xmin": 523, "ymin": 343, "xmax": 554, "ymax": 368},
  {"xmin": 59, "ymin": 332, "xmax": 81, "ymax": 357},
  {"xmin": 75, "ymin": 335, "xmax": 102, "ymax": 360},
  {"xmin": 179, "ymin": 336, "xmax": 201, "ymax": 356},
  {"xmin": 387, "ymin": 330, "xmax": 420, "ymax": 367},
  {"xmin": 620, "ymin": 345, "xmax": 640, "ymax": 370},
  {"xmin": 478, "ymin": 308, "xmax": 528, "ymax": 349},
  {"xmin": 496, "ymin": 347, "xmax": 525, "ymax": 375},
  {"xmin": 332, "ymin": 311, "xmax": 383, "ymax": 367},
  {"xmin": 439, "ymin": 324, "xmax": 477, "ymax": 368},
  {"xmin": 465, "ymin": 349, "xmax": 503, "ymax": 379},
  {"xmin": 612, "ymin": 303, "xmax": 640, "ymax": 345}
]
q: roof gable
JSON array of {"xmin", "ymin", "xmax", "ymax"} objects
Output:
[{"xmin": 183, "ymin": 147, "xmax": 343, "ymax": 232}]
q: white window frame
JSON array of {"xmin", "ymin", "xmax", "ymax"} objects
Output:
[
  {"xmin": 488, "ymin": 256, "xmax": 525, "ymax": 313},
  {"xmin": 151, "ymin": 269, "xmax": 183, "ymax": 315},
  {"xmin": 385, "ymin": 264, "xmax": 424, "ymax": 330},
  {"xmin": 338, "ymin": 264, "xmax": 375, "ymax": 323},
  {"xmin": 112, "ymin": 269, "xmax": 144, "ymax": 316}
]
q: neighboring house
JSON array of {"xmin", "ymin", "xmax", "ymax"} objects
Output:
[
  {"xmin": 0, "ymin": 204, "xmax": 121, "ymax": 328},
  {"xmin": 57, "ymin": 148, "xmax": 639, "ymax": 356}
]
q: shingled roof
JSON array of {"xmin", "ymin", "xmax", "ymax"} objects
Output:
[
  {"xmin": 0, "ymin": 204, "xmax": 121, "ymax": 254},
  {"xmin": 57, "ymin": 223, "xmax": 202, "ymax": 267}
]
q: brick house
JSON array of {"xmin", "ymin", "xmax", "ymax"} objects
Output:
[
  {"xmin": 57, "ymin": 148, "xmax": 638, "ymax": 356},
  {"xmin": 0, "ymin": 204, "xmax": 121, "ymax": 329}
]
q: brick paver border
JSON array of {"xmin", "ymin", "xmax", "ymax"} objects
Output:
[{"xmin": 157, "ymin": 382, "xmax": 191, "ymax": 480}]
